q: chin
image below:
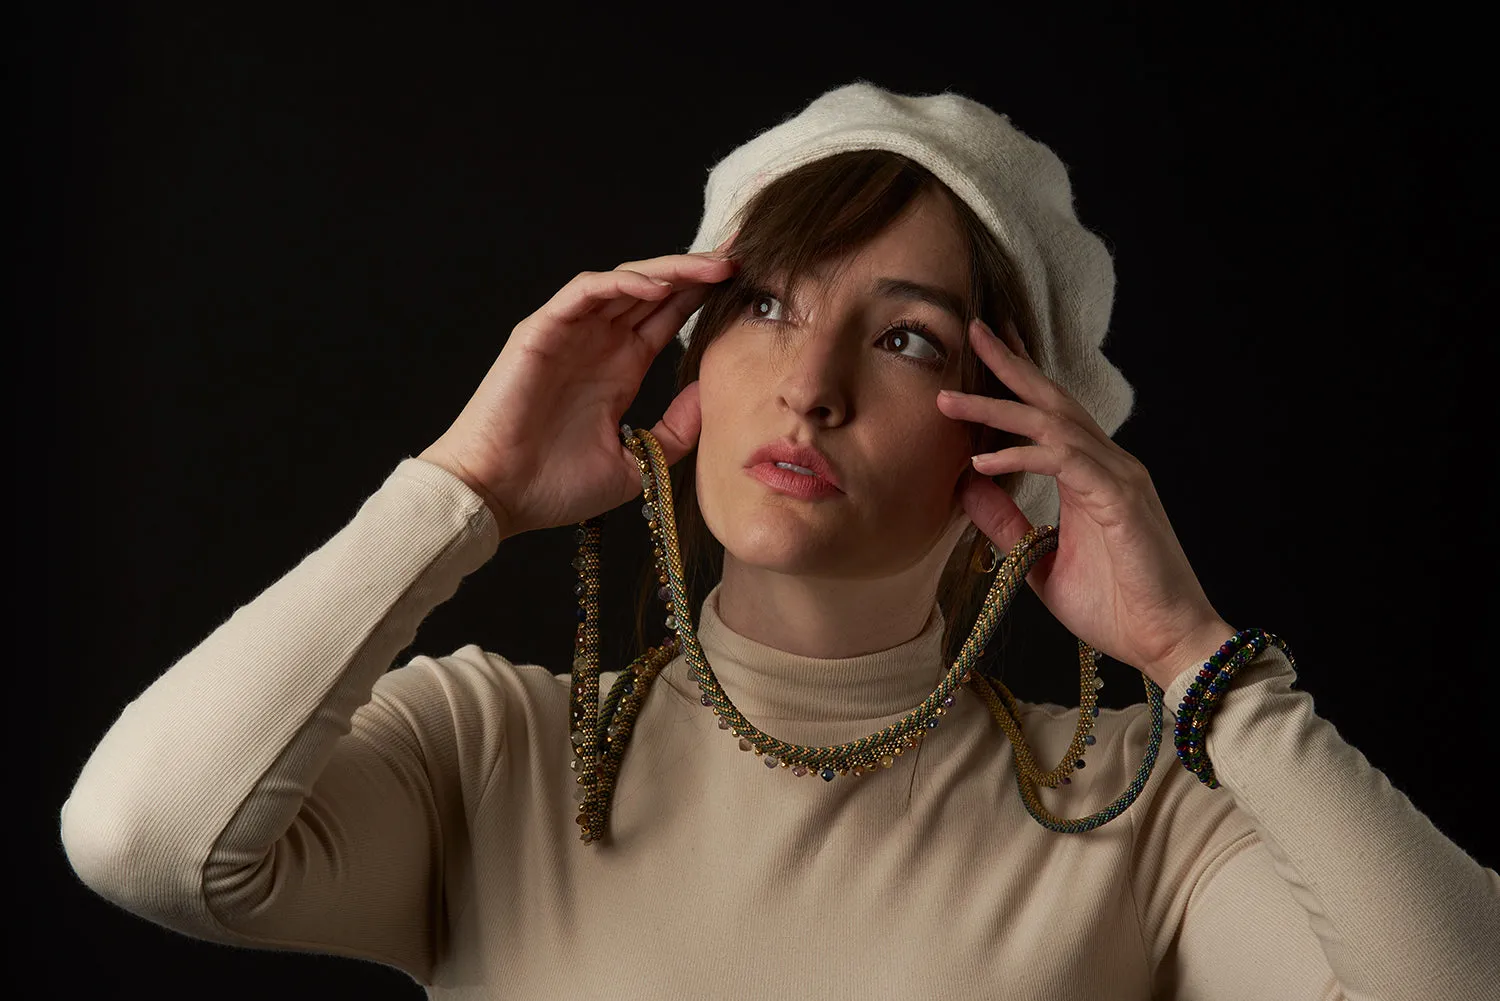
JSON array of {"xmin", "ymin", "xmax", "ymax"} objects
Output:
[{"xmin": 704, "ymin": 500, "xmax": 847, "ymax": 571}]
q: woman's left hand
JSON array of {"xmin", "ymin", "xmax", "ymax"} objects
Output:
[{"xmin": 935, "ymin": 317, "xmax": 1235, "ymax": 691}]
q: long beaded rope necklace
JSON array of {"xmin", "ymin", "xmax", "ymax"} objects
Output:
[{"xmin": 568, "ymin": 426, "xmax": 1168, "ymax": 845}]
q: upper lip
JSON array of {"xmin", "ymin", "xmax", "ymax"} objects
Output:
[{"xmin": 746, "ymin": 440, "xmax": 843, "ymax": 490}]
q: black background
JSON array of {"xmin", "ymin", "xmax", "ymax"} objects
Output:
[{"xmin": 27, "ymin": 4, "xmax": 1495, "ymax": 997}]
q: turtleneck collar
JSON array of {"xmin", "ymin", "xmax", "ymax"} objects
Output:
[{"xmin": 657, "ymin": 581, "xmax": 950, "ymax": 724}]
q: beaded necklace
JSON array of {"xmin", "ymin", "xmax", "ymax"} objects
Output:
[{"xmin": 568, "ymin": 425, "xmax": 1169, "ymax": 846}]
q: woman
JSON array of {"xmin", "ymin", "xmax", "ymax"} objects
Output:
[{"xmin": 60, "ymin": 83, "xmax": 1497, "ymax": 999}]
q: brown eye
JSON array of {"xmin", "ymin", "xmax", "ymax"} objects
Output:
[
  {"xmin": 879, "ymin": 325, "xmax": 944, "ymax": 365},
  {"xmin": 746, "ymin": 290, "xmax": 786, "ymax": 322}
]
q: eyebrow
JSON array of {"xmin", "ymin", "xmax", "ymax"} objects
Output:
[
  {"xmin": 790, "ymin": 266, "xmax": 971, "ymax": 325},
  {"xmin": 871, "ymin": 277, "xmax": 969, "ymax": 325}
]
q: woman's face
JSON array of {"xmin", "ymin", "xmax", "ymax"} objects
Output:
[{"xmin": 696, "ymin": 187, "xmax": 976, "ymax": 580}]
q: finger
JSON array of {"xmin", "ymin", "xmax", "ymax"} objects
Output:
[
  {"xmin": 648, "ymin": 380, "xmax": 702, "ymax": 466},
  {"xmin": 999, "ymin": 316, "xmax": 1029, "ymax": 358},
  {"xmin": 938, "ymin": 389, "xmax": 1140, "ymax": 486},
  {"xmin": 936, "ymin": 390, "xmax": 1046, "ymax": 442},
  {"xmin": 711, "ymin": 228, "xmax": 739, "ymax": 255},
  {"xmin": 955, "ymin": 471, "xmax": 1052, "ymax": 587},
  {"xmin": 543, "ymin": 269, "xmax": 675, "ymax": 324},
  {"xmin": 970, "ymin": 441, "xmax": 1128, "ymax": 518},
  {"xmin": 596, "ymin": 255, "xmax": 735, "ymax": 321},
  {"xmin": 969, "ymin": 444, "xmax": 1053, "ymax": 477},
  {"xmin": 613, "ymin": 266, "xmax": 718, "ymax": 331},
  {"xmin": 942, "ymin": 382, "xmax": 1144, "ymax": 488},
  {"xmin": 635, "ymin": 283, "xmax": 716, "ymax": 350},
  {"xmin": 969, "ymin": 318, "xmax": 1114, "ymax": 448},
  {"xmin": 617, "ymin": 251, "xmax": 739, "ymax": 275}
]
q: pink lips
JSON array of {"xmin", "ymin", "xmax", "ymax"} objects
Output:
[{"xmin": 748, "ymin": 462, "xmax": 843, "ymax": 500}]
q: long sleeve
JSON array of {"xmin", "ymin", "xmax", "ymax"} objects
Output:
[
  {"xmin": 1132, "ymin": 643, "xmax": 1500, "ymax": 1000},
  {"xmin": 59, "ymin": 457, "xmax": 503, "ymax": 985}
]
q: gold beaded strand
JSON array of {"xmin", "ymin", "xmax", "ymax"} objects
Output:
[{"xmin": 569, "ymin": 426, "xmax": 1164, "ymax": 844}]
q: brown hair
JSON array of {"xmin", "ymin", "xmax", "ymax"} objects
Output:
[{"xmin": 633, "ymin": 149, "xmax": 1037, "ymax": 677}]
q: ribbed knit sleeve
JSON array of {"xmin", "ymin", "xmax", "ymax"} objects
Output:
[
  {"xmin": 59, "ymin": 457, "xmax": 503, "ymax": 985},
  {"xmin": 1131, "ymin": 644, "xmax": 1500, "ymax": 1000}
]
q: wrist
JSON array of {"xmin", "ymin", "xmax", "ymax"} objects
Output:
[
  {"xmin": 1151, "ymin": 618, "xmax": 1238, "ymax": 691},
  {"xmin": 417, "ymin": 445, "xmax": 514, "ymax": 540}
]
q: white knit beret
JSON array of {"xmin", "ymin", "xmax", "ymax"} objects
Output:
[{"xmin": 676, "ymin": 81, "xmax": 1136, "ymax": 531}]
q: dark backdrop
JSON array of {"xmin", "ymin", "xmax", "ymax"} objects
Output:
[{"xmin": 27, "ymin": 4, "xmax": 1494, "ymax": 998}]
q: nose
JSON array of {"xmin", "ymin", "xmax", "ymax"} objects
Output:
[{"xmin": 773, "ymin": 322, "xmax": 854, "ymax": 426}]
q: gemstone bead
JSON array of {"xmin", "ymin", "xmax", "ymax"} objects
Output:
[
  {"xmin": 739, "ymin": 737, "xmax": 752, "ymax": 751},
  {"xmin": 665, "ymin": 615, "xmax": 678, "ymax": 630},
  {"xmin": 1084, "ymin": 734, "xmax": 1096, "ymax": 745},
  {"xmin": 658, "ymin": 585, "xmax": 672, "ymax": 602},
  {"xmin": 792, "ymin": 766, "xmax": 808, "ymax": 777},
  {"xmin": 765, "ymin": 756, "xmax": 779, "ymax": 768},
  {"xmin": 1093, "ymin": 676, "xmax": 1105, "ymax": 690},
  {"xmin": 820, "ymin": 767, "xmax": 836, "ymax": 781}
]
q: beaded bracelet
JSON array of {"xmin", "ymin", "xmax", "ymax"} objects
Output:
[{"xmin": 1174, "ymin": 628, "xmax": 1295, "ymax": 788}]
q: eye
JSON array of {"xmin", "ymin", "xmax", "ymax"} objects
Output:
[
  {"xmin": 877, "ymin": 320, "xmax": 947, "ymax": 369},
  {"xmin": 741, "ymin": 288, "xmax": 947, "ymax": 370},
  {"xmin": 745, "ymin": 289, "xmax": 787, "ymax": 323}
]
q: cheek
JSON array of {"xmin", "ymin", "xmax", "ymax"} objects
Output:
[
  {"xmin": 695, "ymin": 347, "xmax": 735, "ymax": 454},
  {"xmin": 692, "ymin": 344, "xmax": 740, "ymax": 522},
  {"xmin": 870, "ymin": 412, "xmax": 972, "ymax": 517}
]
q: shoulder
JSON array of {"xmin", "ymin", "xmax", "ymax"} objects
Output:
[
  {"xmin": 364, "ymin": 644, "xmax": 584, "ymax": 741},
  {"xmin": 375, "ymin": 644, "xmax": 627, "ymax": 727}
]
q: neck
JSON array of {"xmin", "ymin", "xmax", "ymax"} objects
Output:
[
  {"xmin": 713, "ymin": 560, "xmax": 929, "ymax": 659},
  {"xmin": 714, "ymin": 519, "xmax": 967, "ymax": 659},
  {"xmin": 663, "ymin": 578, "xmax": 951, "ymax": 728}
]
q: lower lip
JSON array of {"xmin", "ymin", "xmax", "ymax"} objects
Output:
[{"xmin": 748, "ymin": 463, "xmax": 843, "ymax": 500}]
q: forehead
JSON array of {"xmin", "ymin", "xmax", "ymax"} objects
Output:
[{"xmin": 808, "ymin": 188, "xmax": 969, "ymax": 291}]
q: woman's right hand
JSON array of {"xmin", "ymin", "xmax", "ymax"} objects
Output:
[{"xmin": 419, "ymin": 245, "xmax": 737, "ymax": 537}]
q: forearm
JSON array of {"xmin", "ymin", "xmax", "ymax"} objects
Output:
[
  {"xmin": 60, "ymin": 458, "xmax": 500, "ymax": 931},
  {"xmin": 1163, "ymin": 646, "xmax": 1500, "ymax": 997}
]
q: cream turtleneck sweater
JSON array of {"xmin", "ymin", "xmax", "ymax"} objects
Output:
[{"xmin": 59, "ymin": 457, "xmax": 1499, "ymax": 999}]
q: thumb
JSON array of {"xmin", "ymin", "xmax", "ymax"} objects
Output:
[
  {"xmin": 958, "ymin": 469, "xmax": 1049, "ymax": 586},
  {"xmin": 650, "ymin": 380, "xmax": 702, "ymax": 466}
]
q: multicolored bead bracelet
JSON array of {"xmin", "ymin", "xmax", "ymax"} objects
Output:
[{"xmin": 1173, "ymin": 630, "xmax": 1295, "ymax": 788}]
